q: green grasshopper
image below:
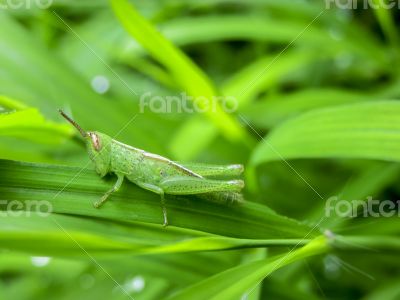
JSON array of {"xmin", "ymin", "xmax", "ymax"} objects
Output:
[{"xmin": 59, "ymin": 110, "xmax": 244, "ymax": 226}]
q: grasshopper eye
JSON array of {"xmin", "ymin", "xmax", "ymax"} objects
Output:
[{"xmin": 89, "ymin": 133, "xmax": 101, "ymax": 151}]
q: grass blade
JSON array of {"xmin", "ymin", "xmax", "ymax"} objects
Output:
[
  {"xmin": 166, "ymin": 236, "xmax": 328, "ymax": 300},
  {"xmin": 110, "ymin": 0, "xmax": 248, "ymax": 144},
  {"xmin": 251, "ymin": 101, "xmax": 400, "ymax": 165},
  {"xmin": 0, "ymin": 159, "xmax": 317, "ymax": 240}
]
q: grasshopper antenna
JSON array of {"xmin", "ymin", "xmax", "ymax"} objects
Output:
[{"xmin": 59, "ymin": 109, "xmax": 87, "ymax": 138}]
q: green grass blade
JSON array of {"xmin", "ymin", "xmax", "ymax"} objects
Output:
[
  {"xmin": 0, "ymin": 95, "xmax": 29, "ymax": 111},
  {"xmin": 251, "ymin": 101, "xmax": 400, "ymax": 165},
  {"xmin": 166, "ymin": 236, "xmax": 328, "ymax": 300},
  {"xmin": 0, "ymin": 159, "xmax": 317, "ymax": 240},
  {"xmin": 110, "ymin": 0, "xmax": 248, "ymax": 143},
  {"xmin": 0, "ymin": 213, "xmax": 312, "ymax": 256},
  {"xmin": 241, "ymin": 88, "xmax": 368, "ymax": 128},
  {"xmin": 371, "ymin": 0, "xmax": 399, "ymax": 47},
  {"xmin": 221, "ymin": 50, "xmax": 315, "ymax": 108},
  {"xmin": 0, "ymin": 108, "xmax": 73, "ymax": 145}
]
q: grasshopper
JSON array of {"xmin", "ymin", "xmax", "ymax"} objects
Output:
[{"xmin": 59, "ymin": 110, "xmax": 244, "ymax": 226}]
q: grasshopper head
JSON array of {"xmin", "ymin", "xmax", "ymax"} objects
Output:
[
  {"xmin": 86, "ymin": 131, "xmax": 112, "ymax": 177},
  {"xmin": 59, "ymin": 110, "xmax": 111, "ymax": 177}
]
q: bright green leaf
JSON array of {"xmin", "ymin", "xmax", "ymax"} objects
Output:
[{"xmin": 251, "ymin": 101, "xmax": 400, "ymax": 165}]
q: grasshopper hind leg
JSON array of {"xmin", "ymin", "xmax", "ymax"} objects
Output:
[
  {"xmin": 201, "ymin": 191, "xmax": 244, "ymax": 204},
  {"xmin": 160, "ymin": 176, "xmax": 244, "ymax": 204},
  {"xmin": 160, "ymin": 193, "xmax": 168, "ymax": 227},
  {"xmin": 160, "ymin": 176, "xmax": 244, "ymax": 195},
  {"xmin": 220, "ymin": 191, "xmax": 243, "ymax": 203},
  {"xmin": 135, "ymin": 182, "xmax": 168, "ymax": 227},
  {"xmin": 180, "ymin": 163, "xmax": 244, "ymax": 178}
]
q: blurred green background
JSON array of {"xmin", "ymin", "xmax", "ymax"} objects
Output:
[{"xmin": 0, "ymin": 0, "xmax": 400, "ymax": 299}]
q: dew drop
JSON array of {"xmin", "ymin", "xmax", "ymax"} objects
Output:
[
  {"xmin": 124, "ymin": 275, "xmax": 145, "ymax": 293},
  {"xmin": 31, "ymin": 256, "xmax": 51, "ymax": 267},
  {"xmin": 91, "ymin": 75, "xmax": 110, "ymax": 94}
]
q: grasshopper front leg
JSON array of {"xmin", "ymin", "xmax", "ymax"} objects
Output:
[{"xmin": 94, "ymin": 173, "xmax": 124, "ymax": 208}]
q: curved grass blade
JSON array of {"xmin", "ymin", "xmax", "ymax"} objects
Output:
[
  {"xmin": 0, "ymin": 160, "xmax": 318, "ymax": 242},
  {"xmin": 241, "ymin": 88, "xmax": 367, "ymax": 128},
  {"xmin": 110, "ymin": 0, "xmax": 249, "ymax": 144},
  {"xmin": 251, "ymin": 101, "xmax": 400, "ymax": 166},
  {"xmin": 0, "ymin": 108, "xmax": 73, "ymax": 145},
  {"xmin": 0, "ymin": 213, "xmax": 311, "ymax": 256},
  {"xmin": 166, "ymin": 236, "xmax": 328, "ymax": 300}
]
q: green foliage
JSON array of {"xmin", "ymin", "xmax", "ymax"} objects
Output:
[
  {"xmin": 251, "ymin": 101, "xmax": 400, "ymax": 164},
  {"xmin": 167, "ymin": 237, "xmax": 329, "ymax": 300},
  {"xmin": 0, "ymin": 0, "xmax": 400, "ymax": 299},
  {"xmin": 0, "ymin": 104, "xmax": 73, "ymax": 144}
]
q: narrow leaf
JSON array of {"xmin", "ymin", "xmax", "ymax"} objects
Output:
[
  {"xmin": 251, "ymin": 101, "xmax": 400, "ymax": 165},
  {"xmin": 167, "ymin": 236, "xmax": 328, "ymax": 300},
  {"xmin": 0, "ymin": 160, "xmax": 317, "ymax": 241}
]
